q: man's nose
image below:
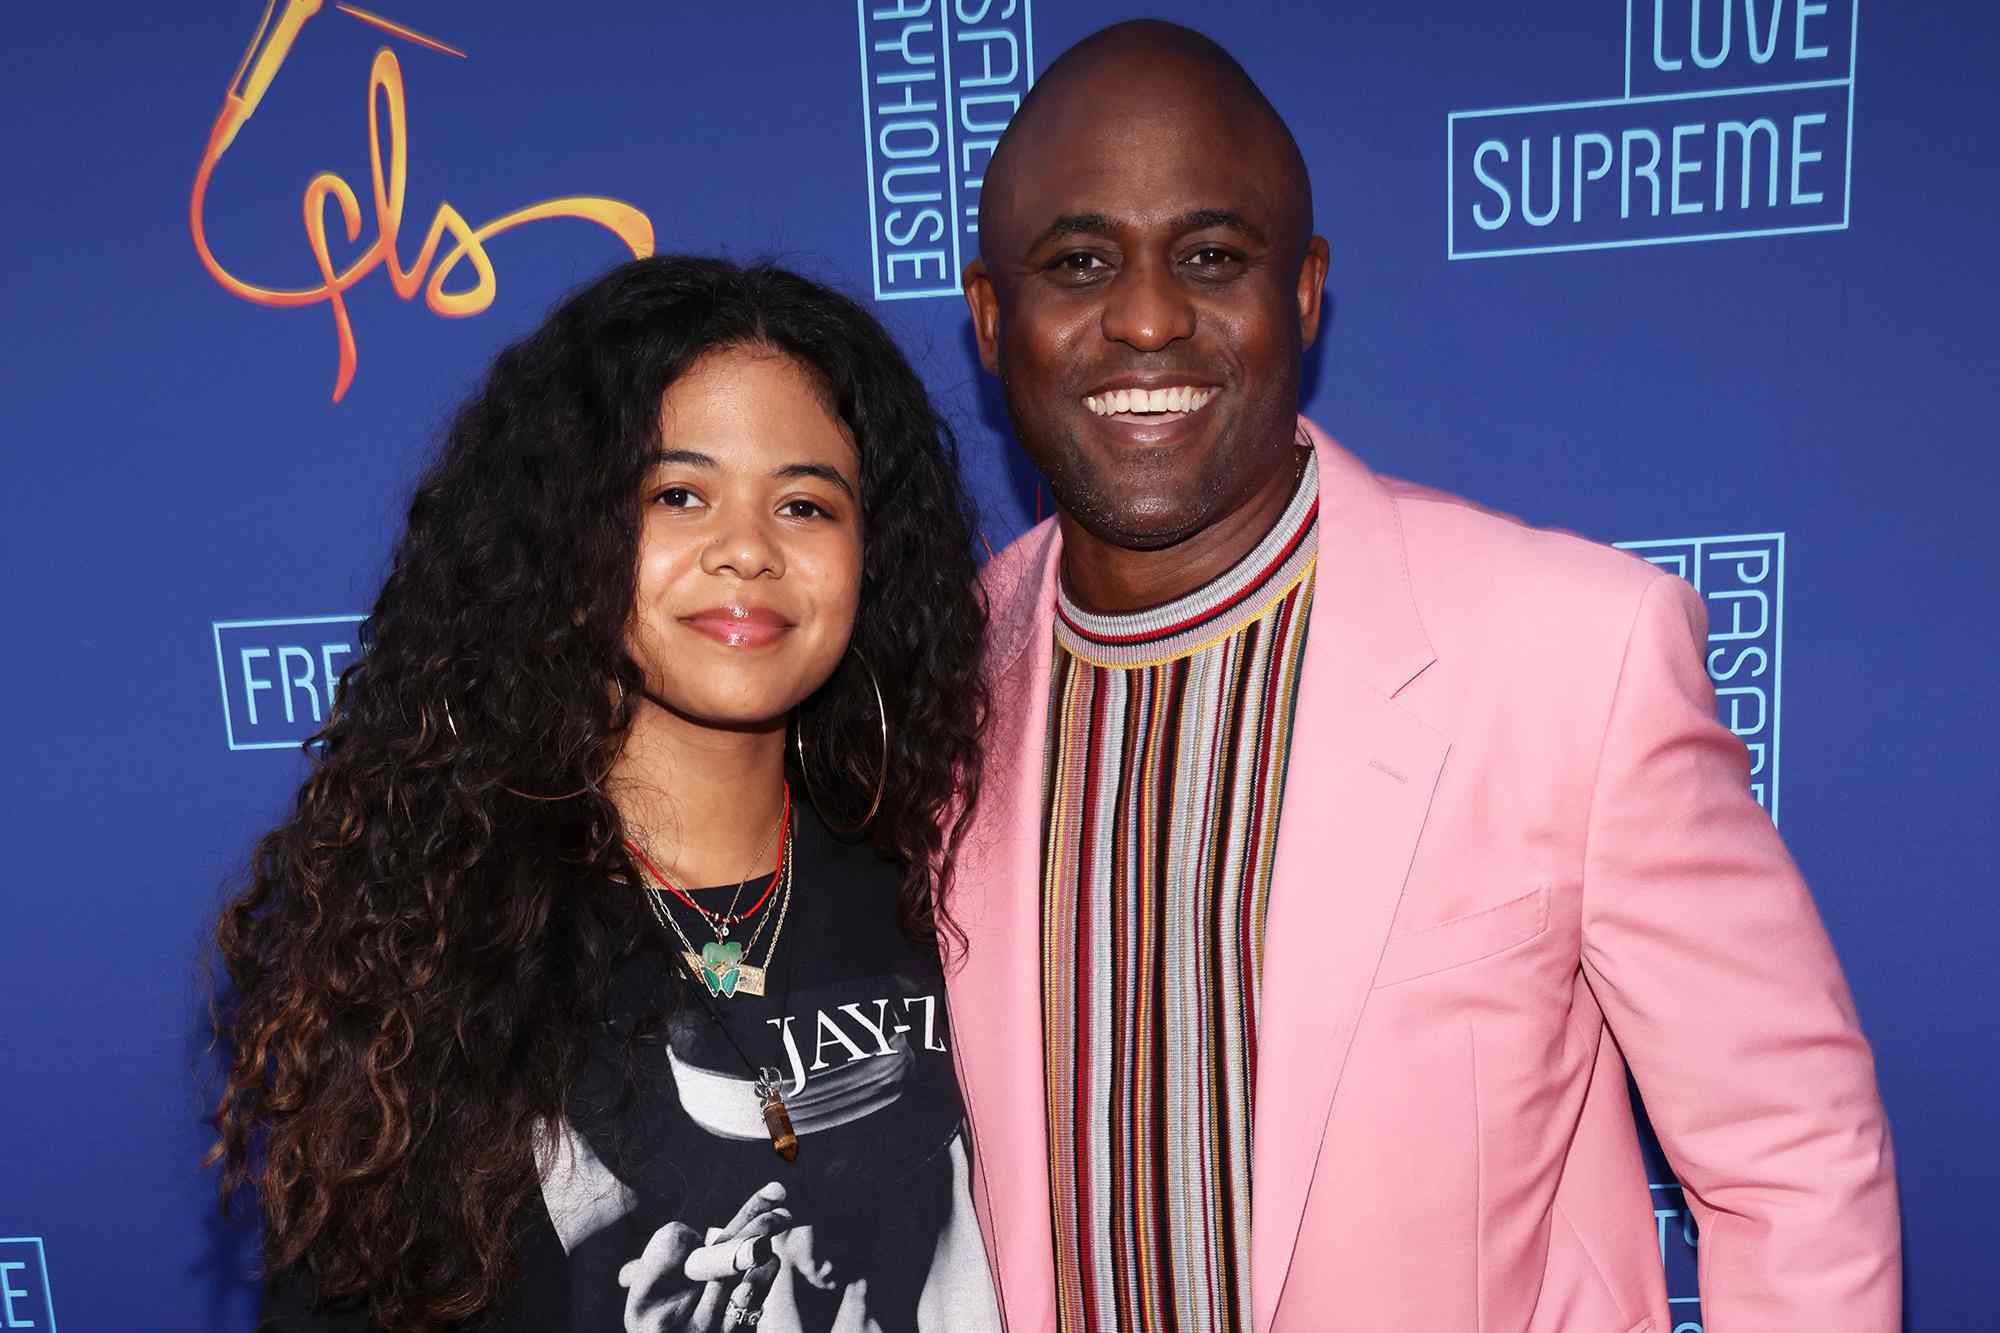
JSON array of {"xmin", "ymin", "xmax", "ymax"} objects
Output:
[{"xmin": 1101, "ymin": 257, "xmax": 1195, "ymax": 351}]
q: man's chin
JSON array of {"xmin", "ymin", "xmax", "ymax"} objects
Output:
[{"xmin": 1062, "ymin": 492, "xmax": 1215, "ymax": 553}]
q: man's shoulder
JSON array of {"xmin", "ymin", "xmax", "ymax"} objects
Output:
[
  {"xmin": 1382, "ymin": 475, "xmax": 1663, "ymax": 611},
  {"xmin": 977, "ymin": 517, "xmax": 1061, "ymax": 678},
  {"xmin": 1340, "ymin": 471, "xmax": 1701, "ymax": 741},
  {"xmin": 1302, "ymin": 419, "xmax": 1664, "ymax": 620},
  {"xmin": 1368, "ymin": 474, "xmax": 1679, "ymax": 675},
  {"xmin": 980, "ymin": 516, "xmax": 1059, "ymax": 604}
]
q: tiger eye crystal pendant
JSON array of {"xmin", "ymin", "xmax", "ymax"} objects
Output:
[{"xmin": 754, "ymin": 1066, "xmax": 799, "ymax": 1162}]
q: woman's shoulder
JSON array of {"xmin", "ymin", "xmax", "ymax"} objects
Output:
[{"xmin": 786, "ymin": 792, "xmax": 902, "ymax": 890}]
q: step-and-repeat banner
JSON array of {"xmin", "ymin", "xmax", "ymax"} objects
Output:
[{"xmin": 3, "ymin": 2, "xmax": 1993, "ymax": 1328}]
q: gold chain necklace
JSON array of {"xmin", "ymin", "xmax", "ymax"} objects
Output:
[
  {"xmin": 629, "ymin": 795, "xmax": 784, "ymax": 943},
  {"xmin": 639, "ymin": 819, "xmax": 794, "ymax": 999}
]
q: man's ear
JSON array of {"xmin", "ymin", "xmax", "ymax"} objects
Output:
[
  {"xmin": 963, "ymin": 259, "xmax": 1002, "ymax": 375},
  {"xmin": 1296, "ymin": 235, "xmax": 1331, "ymax": 349}
]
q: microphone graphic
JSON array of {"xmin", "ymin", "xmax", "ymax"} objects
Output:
[
  {"xmin": 209, "ymin": 0, "xmax": 464, "ymax": 157},
  {"xmin": 210, "ymin": 0, "xmax": 320, "ymax": 157}
]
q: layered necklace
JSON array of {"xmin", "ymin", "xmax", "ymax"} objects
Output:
[{"xmin": 625, "ymin": 785, "xmax": 795, "ymax": 1000}]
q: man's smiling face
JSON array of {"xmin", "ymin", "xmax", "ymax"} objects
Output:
[{"xmin": 965, "ymin": 40, "xmax": 1327, "ymax": 554}]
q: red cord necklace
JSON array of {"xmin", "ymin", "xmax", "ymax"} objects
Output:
[{"xmin": 623, "ymin": 784, "xmax": 790, "ymax": 927}]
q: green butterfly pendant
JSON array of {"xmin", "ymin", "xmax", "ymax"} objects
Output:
[{"xmin": 699, "ymin": 940, "xmax": 744, "ymax": 998}]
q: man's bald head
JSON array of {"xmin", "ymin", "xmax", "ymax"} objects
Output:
[
  {"xmin": 978, "ymin": 20, "xmax": 1313, "ymax": 268},
  {"xmin": 961, "ymin": 20, "xmax": 1330, "ymax": 598}
]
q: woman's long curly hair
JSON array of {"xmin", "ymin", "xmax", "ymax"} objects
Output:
[{"xmin": 208, "ymin": 256, "xmax": 988, "ymax": 1330}]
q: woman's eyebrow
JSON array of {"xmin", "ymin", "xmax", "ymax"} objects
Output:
[
  {"xmin": 650, "ymin": 448, "xmax": 717, "ymax": 467},
  {"xmin": 774, "ymin": 462, "xmax": 857, "ymax": 499}
]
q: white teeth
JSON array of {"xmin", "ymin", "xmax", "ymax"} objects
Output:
[{"xmin": 1083, "ymin": 387, "xmax": 1216, "ymax": 416}]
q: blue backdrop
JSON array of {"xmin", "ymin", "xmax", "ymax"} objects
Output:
[{"xmin": 2, "ymin": 2, "xmax": 1994, "ymax": 1329}]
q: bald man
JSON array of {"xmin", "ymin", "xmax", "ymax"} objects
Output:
[{"xmin": 944, "ymin": 19, "xmax": 1898, "ymax": 1333}]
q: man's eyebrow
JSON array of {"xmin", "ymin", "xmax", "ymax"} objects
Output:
[
  {"xmin": 774, "ymin": 462, "xmax": 857, "ymax": 499},
  {"xmin": 1027, "ymin": 208, "xmax": 1269, "ymax": 251},
  {"xmin": 1029, "ymin": 212, "xmax": 1119, "ymax": 249},
  {"xmin": 1171, "ymin": 208, "xmax": 1268, "ymax": 244}
]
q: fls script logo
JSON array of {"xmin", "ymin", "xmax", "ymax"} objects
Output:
[{"xmin": 190, "ymin": 0, "xmax": 656, "ymax": 401}]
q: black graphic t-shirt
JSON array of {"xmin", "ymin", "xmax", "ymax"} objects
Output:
[
  {"xmin": 538, "ymin": 805, "xmax": 1000, "ymax": 1331},
  {"xmin": 261, "ymin": 805, "xmax": 999, "ymax": 1332}
]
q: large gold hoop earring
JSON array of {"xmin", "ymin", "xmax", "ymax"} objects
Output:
[{"xmin": 794, "ymin": 648, "xmax": 888, "ymax": 833}]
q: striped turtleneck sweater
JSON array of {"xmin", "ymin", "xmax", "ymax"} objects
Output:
[{"xmin": 1040, "ymin": 447, "xmax": 1320, "ymax": 1333}]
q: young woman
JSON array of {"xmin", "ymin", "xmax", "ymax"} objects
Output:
[{"xmin": 209, "ymin": 257, "xmax": 997, "ymax": 1332}]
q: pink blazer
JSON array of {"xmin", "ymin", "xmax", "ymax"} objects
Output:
[{"xmin": 944, "ymin": 420, "xmax": 1899, "ymax": 1332}]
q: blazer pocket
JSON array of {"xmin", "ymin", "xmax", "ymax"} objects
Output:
[{"xmin": 1373, "ymin": 884, "xmax": 1550, "ymax": 989}]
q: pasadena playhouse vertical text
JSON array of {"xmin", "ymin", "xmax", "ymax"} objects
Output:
[{"xmin": 858, "ymin": 0, "xmax": 1035, "ymax": 300}]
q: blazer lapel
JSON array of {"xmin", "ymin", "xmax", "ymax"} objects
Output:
[
  {"xmin": 1250, "ymin": 421, "xmax": 1450, "ymax": 1333},
  {"xmin": 948, "ymin": 521, "xmax": 1063, "ymax": 1333}
]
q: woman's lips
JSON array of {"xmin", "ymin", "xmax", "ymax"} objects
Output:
[{"xmin": 679, "ymin": 606, "xmax": 794, "ymax": 648}]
